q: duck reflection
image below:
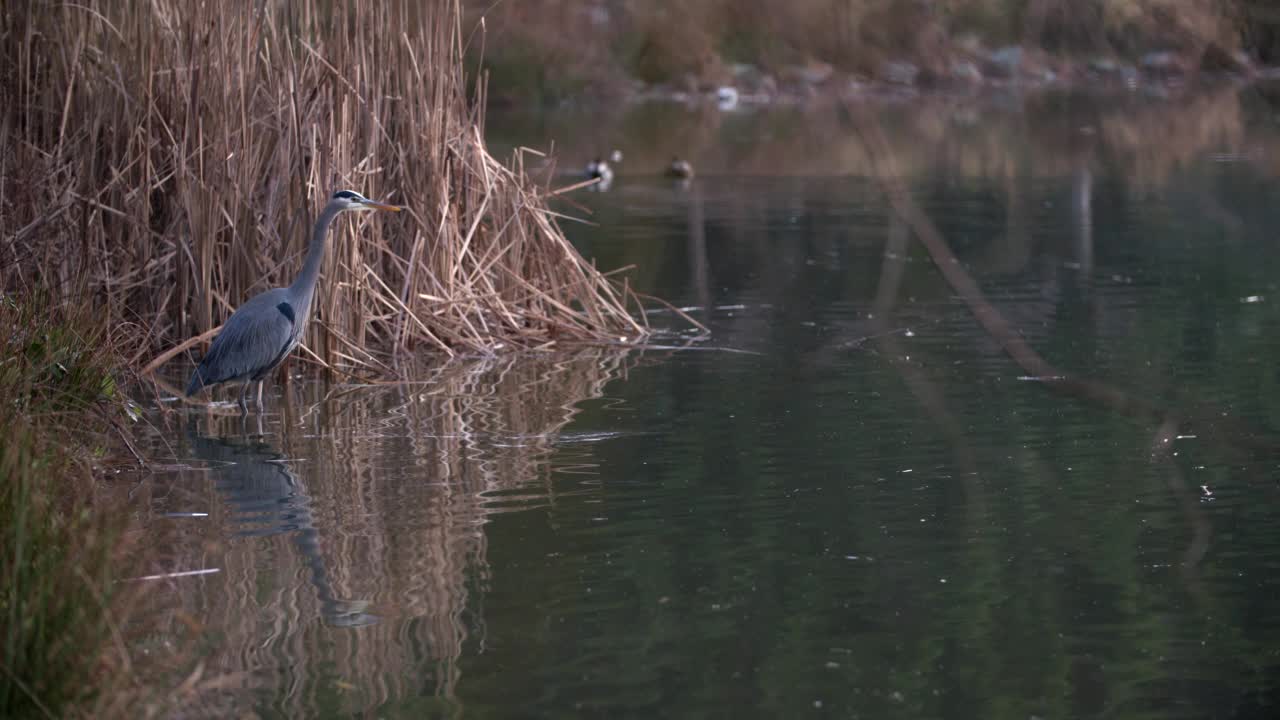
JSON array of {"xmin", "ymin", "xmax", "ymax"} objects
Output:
[{"xmin": 187, "ymin": 427, "xmax": 378, "ymax": 627}]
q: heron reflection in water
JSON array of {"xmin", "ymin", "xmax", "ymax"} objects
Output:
[{"xmin": 187, "ymin": 425, "xmax": 378, "ymax": 627}]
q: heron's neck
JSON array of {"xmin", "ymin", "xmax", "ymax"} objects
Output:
[{"xmin": 289, "ymin": 202, "xmax": 342, "ymax": 309}]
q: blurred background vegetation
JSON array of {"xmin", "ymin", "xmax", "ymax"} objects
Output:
[{"xmin": 467, "ymin": 0, "xmax": 1280, "ymax": 102}]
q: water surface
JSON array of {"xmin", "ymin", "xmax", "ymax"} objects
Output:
[{"xmin": 135, "ymin": 93, "xmax": 1280, "ymax": 718}]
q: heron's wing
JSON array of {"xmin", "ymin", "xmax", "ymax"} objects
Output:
[{"xmin": 188, "ymin": 291, "xmax": 296, "ymax": 392}]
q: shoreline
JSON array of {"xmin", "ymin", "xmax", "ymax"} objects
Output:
[{"xmin": 490, "ymin": 48, "xmax": 1280, "ymax": 111}]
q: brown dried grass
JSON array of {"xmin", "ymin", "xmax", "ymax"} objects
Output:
[{"xmin": 0, "ymin": 0, "xmax": 647, "ymax": 375}]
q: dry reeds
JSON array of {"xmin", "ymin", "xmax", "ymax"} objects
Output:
[{"xmin": 0, "ymin": 0, "xmax": 647, "ymax": 373}]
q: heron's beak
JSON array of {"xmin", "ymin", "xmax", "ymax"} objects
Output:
[{"xmin": 362, "ymin": 200, "xmax": 403, "ymax": 212}]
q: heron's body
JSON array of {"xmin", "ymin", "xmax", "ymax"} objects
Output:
[
  {"xmin": 184, "ymin": 288, "xmax": 302, "ymax": 396},
  {"xmin": 185, "ymin": 190, "xmax": 400, "ymax": 412}
]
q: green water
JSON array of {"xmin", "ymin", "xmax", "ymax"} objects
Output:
[{"xmin": 137, "ymin": 94, "xmax": 1280, "ymax": 718}]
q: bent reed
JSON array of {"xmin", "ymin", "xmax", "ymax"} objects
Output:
[{"xmin": 1, "ymin": 0, "xmax": 647, "ymax": 375}]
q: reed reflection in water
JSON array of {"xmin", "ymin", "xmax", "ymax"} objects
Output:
[
  {"xmin": 185, "ymin": 431, "xmax": 380, "ymax": 629},
  {"xmin": 141, "ymin": 348, "xmax": 635, "ymax": 716}
]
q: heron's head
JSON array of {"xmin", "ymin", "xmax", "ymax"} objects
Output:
[{"xmin": 330, "ymin": 189, "xmax": 403, "ymax": 213}]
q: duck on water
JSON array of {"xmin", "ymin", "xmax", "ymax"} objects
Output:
[{"xmin": 585, "ymin": 149, "xmax": 623, "ymax": 189}]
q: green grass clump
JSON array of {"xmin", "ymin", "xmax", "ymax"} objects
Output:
[
  {"xmin": 0, "ymin": 296, "xmax": 136, "ymax": 719},
  {"xmin": 0, "ymin": 297, "xmax": 123, "ymax": 416}
]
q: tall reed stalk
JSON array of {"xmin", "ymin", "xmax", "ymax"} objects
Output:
[{"xmin": 1, "ymin": 0, "xmax": 646, "ymax": 372}]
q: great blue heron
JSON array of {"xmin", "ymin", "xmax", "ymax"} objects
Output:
[{"xmin": 185, "ymin": 189, "xmax": 402, "ymax": 412}]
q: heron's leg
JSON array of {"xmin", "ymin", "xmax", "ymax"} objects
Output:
[
  {"xmin": 238, "ymin": 381, "xmax": 250, "ymax": 415},
  {"xmin": 256, "ymin": 380, "xmax": 265, "ymax": 412}
]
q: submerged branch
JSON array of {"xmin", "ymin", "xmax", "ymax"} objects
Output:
[{"xmin": 847, "ymin": 101, "xmax": 1280, "ymax": 458}]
